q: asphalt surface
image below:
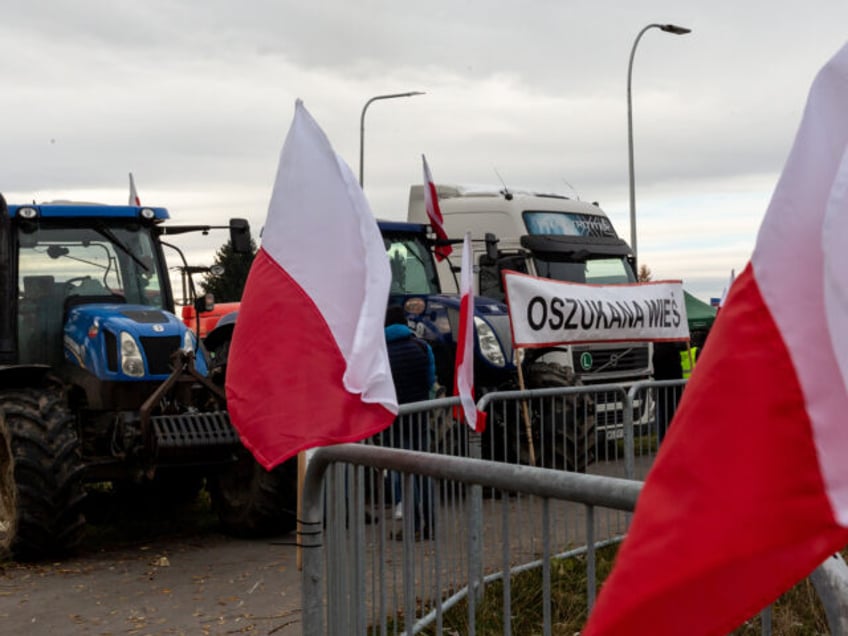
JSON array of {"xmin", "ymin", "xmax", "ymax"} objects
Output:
[{"xmin": 0, "ymin": 497, "xmax": 304, "ymax": 635}]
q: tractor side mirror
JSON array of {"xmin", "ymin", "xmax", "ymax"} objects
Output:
[
  {"xmin": 229, "ymin": 218, "xmax": 252, "ymax": 254},
  {"xmin": 195, "ymin": 292, "xmax": 214, "ymax": 314}
]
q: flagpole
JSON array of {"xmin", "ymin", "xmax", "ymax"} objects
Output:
[
  {"xmin": 296, "ymin": 450, "xmax": 306, "ymax": 571},
  {"xmin": 515, "ymin": 348, "xmax": 537, "ymax": 467}
]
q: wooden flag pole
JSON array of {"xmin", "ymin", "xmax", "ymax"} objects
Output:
[
  {"xmin": 515, "ymin": 348, "xmax": 537, "ymax": 467},
  {"xmin": 296, "ymin": 450, "xmax": 306, "ymax": 571}
]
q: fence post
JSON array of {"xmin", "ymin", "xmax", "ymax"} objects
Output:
[
  {"xmin": 623, "ymin": 386, "xmax": 636, "ymax": 480},
  {"xmin": 810, "ymin": 553, "xmax": 848, "ymax": 635},
  {"xmin": 469, "ymin": 431, "xmax": 485, "ymax": 610},
  {"xmin": 301, "ymin": 453, "xmax": 328, "ymax": 636}
]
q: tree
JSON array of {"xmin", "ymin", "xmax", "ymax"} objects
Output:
[
  {"xmin": 200, "ymin": 237, "xmax": 257, "ymax": 302},
  {"xmin": 638, "ymin": 263, "xmax": 652, "ymax": 282}
]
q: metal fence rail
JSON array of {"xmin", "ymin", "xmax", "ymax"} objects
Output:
[
  {"xmin": 300, "ymin": 382, "xmax": 848, "ymax": 635},
  {"xmin": 300, "ymin": 443, "xmax": 642, "ymax": 635}
]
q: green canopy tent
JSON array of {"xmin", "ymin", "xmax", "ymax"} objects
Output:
[{"xmin": 684, "ymin": 290, "xmax": 717, "ymax": 333}]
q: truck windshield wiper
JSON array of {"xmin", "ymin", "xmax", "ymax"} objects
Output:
[{"xmin": 94, "ymin": 225, "xmax": 149, "ymax": 272}]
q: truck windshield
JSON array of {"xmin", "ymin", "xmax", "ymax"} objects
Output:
[
  {"xmin": 533, "ymin": 256, "xmax": 636, "ymax": 285},
  {"xmin": 383, "ymin": 231, "xmax": 441, "ymax": 295}
]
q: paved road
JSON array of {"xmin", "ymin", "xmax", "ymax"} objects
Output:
[
  {"xmin": 0, "ymin": 452, "xmax": 650, "ymax": 635},
  {"xmin": 0, "ymin": 501, "xmax": 304, "ymax": 635}
]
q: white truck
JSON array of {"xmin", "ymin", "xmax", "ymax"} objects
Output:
[{"xmin": 408, "ymin": 183, "xmax": 654, "ymax": 443}]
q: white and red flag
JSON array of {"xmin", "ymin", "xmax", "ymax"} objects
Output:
[
  {"xmin": 584, "ymin": 43, "xmax": 848, "ymax": 635},
  {"xmin": 128, "ymin": 172, "xmax": 141, "ymax": 206},
  {"xmin": 422, "ymin": 154, "xmax": 452, "ymax": 261},
  {"xmin": 454, "ymin": 231, "xmax": 486, "ymax": 433},
  {"xmin": 225, "ymin": 100, "xmax": 397, "ymax": 469}
]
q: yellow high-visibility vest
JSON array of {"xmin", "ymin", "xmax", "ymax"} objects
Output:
[{"xmin": 681, "ymin": 347, "xmax": 698, "ymax": 379}]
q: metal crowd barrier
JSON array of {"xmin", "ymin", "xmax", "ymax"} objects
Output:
[
  {"xmin": 300, "ymin": 443, "xmax": 642, "ymax": 636},
  {"xmin": 299, "ymin": 382, "xmax": 848, "ymax": 635}
]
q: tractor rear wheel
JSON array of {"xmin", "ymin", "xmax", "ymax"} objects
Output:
[
  {"xmin": 0, "ymin": 384, "xmax": 86, "ymax": 560},
  {"xmin": 208, "ymin": 451, "xmax": 297, "ymax": 538}
]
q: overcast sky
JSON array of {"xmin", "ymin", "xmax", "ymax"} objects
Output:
[{"xmin": 3, "ymin": 1, "xmax": 847, "ymax": 301}]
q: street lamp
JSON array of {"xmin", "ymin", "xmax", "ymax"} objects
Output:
[
  {"xmin": 627, "ymin": 23, "xmax": 691, "ymax": 265},
  {"xmin": 359, "ymin": 91, "xmax": 426, "ymax": 187}
]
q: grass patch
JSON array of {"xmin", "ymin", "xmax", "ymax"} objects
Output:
[{"xmin": 425, "ymin": 544, "xmax": 837, "ymax": 635}]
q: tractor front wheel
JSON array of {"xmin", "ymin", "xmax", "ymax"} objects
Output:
[
  {"xmin": 208, "ymin": 451, "xmax": 297, "ymax": 538},
  {"xmin": 0, "ymin": 384, "xmax": 86, "ymax": 560}
]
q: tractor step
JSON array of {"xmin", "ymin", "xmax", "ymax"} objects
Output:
[{"xmin": 150, "ymin": 410, "xmax": 241, "ymax": 460}]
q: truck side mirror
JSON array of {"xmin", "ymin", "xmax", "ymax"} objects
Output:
[
  {"xmin": 229, "ymin": 218, "xmax": 252, "ymax": 254},
  {"xmin": 485, "ymin": 232, "xmax": 499, "ymax": 262}
]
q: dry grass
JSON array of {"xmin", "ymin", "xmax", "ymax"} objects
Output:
[{"xmin": 427, "ymin": 544, "xmax": 837, "ymax": 635}]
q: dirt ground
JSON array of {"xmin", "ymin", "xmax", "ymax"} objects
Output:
[{"xmin": 0, "ymin": 492, "xmax": 304, "ymax": 635}]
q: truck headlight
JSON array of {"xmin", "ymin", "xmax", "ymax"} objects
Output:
[
  {"xmin": 474, "ymin": 316, "xmax": 506, "ymax": 367},
  {"xmin": 120, "ymin": 332, "xmax": 145, "ymax": 377}
]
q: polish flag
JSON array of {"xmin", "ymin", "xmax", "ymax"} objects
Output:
[
  {"xmin": 422, "ymin": 154, "xmax": 452, "ymax": 262},
  {"xmin": 454, "ymin": 231, "xmax": 486, "ymax": 433},
  {"xmin": 225, "ymin": 100, "xmax": 398, "ymax": 470},
  {"xmin": 128, "ymin": 172, "xmax": 141, "ymax": 206},
  {"xmin": 583, "ymin": 43, "xmax": 848, "ymax": 635}
]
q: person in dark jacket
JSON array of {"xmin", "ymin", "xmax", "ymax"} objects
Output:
[
  {"xmin": 652, "ymin": 340, "xmax": 686, "ymax": 443},
  {"xmin": 384, "ymin": 305, "xmax": 435, "ymax": 540}
]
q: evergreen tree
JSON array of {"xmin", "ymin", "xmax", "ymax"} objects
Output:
[
  {"xmin": 200, "ymin": 237, "xmax": 257, "ymax": 302},
  {"xmin": 637, "ymin": 263, "xmax": 653, "ymax": 282}
]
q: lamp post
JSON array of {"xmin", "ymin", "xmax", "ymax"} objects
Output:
[
  {"xmin": 627, "ymin": 23, "xmax": 691, "ymax": 265},
  {"xmin": 359, "ymin": 91, "xmax": 425, "ymax": 187}
]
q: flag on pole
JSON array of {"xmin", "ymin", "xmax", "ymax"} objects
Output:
[
  {"xmin": 225, "ymin": 100, "xmax": 398, "ymax": 470},
  {"xmin": 583, "ymin": 43, "xmax": 848, "ymax": 635},
  {"xmin": 718, "ymin": 268, "xmax": 735, "ymax": 308},
  {"xmin": 422, "ymin": 154, "xmax": 452, "ymax": 261},
  {"xmin": 128, "ymin": 172, "xmax": 141, "ymax": 206},
  {"xmin": 454, "ymin": 231, "xmax": 486, "ymax": 433}
]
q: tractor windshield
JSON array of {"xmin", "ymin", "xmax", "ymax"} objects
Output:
[
  {"xmin": 16, "ymin": 222, "xmax": 166, "ymax": 364},
  {"xmin": 17, "ymin": 222, "xmax": 164, "ymax": 307},
  {"xmin": 383, "ymin": 231, "xmax": 441, "ymax": 296}
]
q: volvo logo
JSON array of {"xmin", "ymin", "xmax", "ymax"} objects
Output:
[
  {"xmin": 579, "ymin": 351, "xmax": 593, "ymax": 371},
  {"xmin": 152, "ymin": 324, "xmax": 165, "ymax": 333}
]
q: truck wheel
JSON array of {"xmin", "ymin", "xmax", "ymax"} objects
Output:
[
  {"xmin": 208, "ymin": 451, "xmax": 297, "ymax": 538},
  {"xmin": 0, "ymin": 385, "xmax": 86, "ymax": 560},
  {"xmin": 525, "ymin": 361, "xmax": 597, "ymax": 473}
]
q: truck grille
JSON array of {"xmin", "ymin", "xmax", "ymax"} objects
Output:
[
  {"xmin": 572, "ymin": 344, "xmax": 649, "ymax": 375},
  {"xmin": 140, "ymin": 336, "xmax": 181, "ymax": 375},
  {"xmin": 592, "ymin": 388, "xmax": 650, "ymax": 428}
]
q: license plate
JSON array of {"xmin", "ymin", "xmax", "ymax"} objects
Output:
[{"xmin": 605, "ymin": 428, "xmax": 625, "ymax": 441}]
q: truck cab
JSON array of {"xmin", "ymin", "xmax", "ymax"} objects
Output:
[{"xmin": 409, "ymin": 184, "xmax": 654, "ymax": 440}]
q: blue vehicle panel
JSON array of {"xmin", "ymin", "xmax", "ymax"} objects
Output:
[
  {"xmin": 64, "ymin": 303, "xmax": 207, "ymax": 381},
  {"xmin": 8, "ymin": 203, "xmax": 169, "ymax": 220}
]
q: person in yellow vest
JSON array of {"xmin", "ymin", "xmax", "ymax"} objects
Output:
[{"xmin": 680, "ymin": 346, "xmax": 699, "ymax": 379}]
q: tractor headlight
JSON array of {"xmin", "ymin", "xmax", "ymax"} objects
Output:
[
  {"xmin": 120, "ymin": 332, "xmax": 145, "ymax": 377},
  {"xmin": 183, "ymin": 330, "xmax": 195, "ymax": 352},
  {"xmin": 474, "ymin": 316, "xmax": 506, "ymax": 367}
]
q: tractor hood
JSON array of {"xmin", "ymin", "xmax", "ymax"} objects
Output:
[{"xmin": 63, "ymin": 303, "xmax": 207, "ymax": 380}]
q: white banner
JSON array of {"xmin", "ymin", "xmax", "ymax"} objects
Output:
[{"xmin": 503, "ymin": 271, "xmax": 689, "ymax": 346}]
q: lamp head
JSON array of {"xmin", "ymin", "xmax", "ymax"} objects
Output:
[{"xmin": 661, "ymin": 24, "xmax": 691, "ymax": 35}]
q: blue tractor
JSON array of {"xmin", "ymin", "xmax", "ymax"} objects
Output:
[{"xmin": 0, "ymin": 196, "xmax": 296, "ymax": 560}]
